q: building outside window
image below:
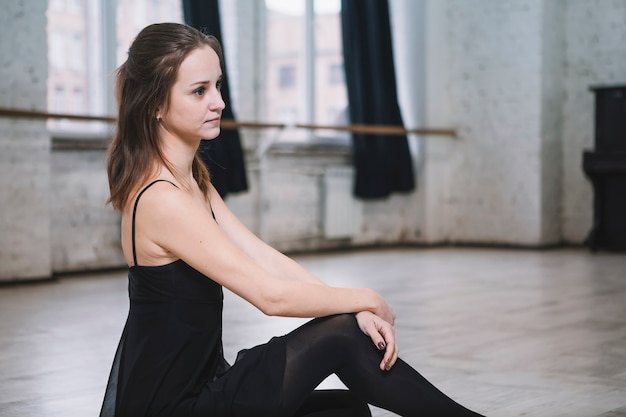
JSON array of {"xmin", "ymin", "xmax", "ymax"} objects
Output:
[
  {"xmin": 54, "ymin": 86, "xmax": 65, "ymax": 114},
  {"xmin": 49, "ymin": 31, "xmax": 66, "ymax": 72},
  {"xmin": 68, "ymin": 0, "xmax": 83, "ymax": 14},
  {"xmin": 46, "ymin": 0, "xmax": 345, "ymax": 144},
  {"xmin": 46, "ymin": 0, "xmax": 183, "ymax": 135},
  {"xmin": 49, "ymin": 0, "xmax": 65, "ymax": 12},
  {"xmin": 265, "ymin": 0, "xmax": 346, "ymax": 142},
  {"xmin": 328, "ymin": 62, "xmax": 343, "ymax": 85},
  {"xmin": 72, "ymin": 88, "xmax": 85, "ymax": 114},
  {"xmin": 68, "ymin": 32, "xmax": 85, "ymax": 73},
  {"xmin": 279, "ymin": 65, "xmax": 297, "ymax": 89}
]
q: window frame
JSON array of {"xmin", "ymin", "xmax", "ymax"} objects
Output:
[
  {"xmin": 263, "ymin": 0, "xmax": 346, "ymax": 145},
  {"xmin": 46, "ymin": 0, "xmax": 185, "ymax": 139},
  {"xmin": 278, "ymin": 65, "xmax": 297, "ymax": 89}
]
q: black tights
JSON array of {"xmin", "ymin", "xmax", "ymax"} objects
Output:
[{"xmin": 280, "ymin": 314, "xmax": 484, "ymax": 417}]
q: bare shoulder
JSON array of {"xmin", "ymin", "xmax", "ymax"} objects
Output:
[
  {"xmin": 120, "ymin": 180, "xmax": 197, "ymax": 265},
  {"xmin": 206, "ymin": 182, "xmax": 222, "ymax": 203},
  {"xmin": 206, "ymin": 182, "xmax": 230, "ymax": 215},
  {"xmin": 135, "ymin": 180, "xmax": 196, "ymax": 220},
  {"xmin": 133, "ymin": 179, "xmax": 180, "ymax": 204}
]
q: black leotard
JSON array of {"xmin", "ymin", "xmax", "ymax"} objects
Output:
[{"xmin": 99, "ymin": 180, "xmax": 485, "ymax": 417}]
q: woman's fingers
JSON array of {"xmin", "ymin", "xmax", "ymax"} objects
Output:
[
  {"xmin": 378, "ymin": 323, "xmax": 399, "ymax": 371},
  {"xmin": 355, "ymin": 311, "xmax": 399, "ymax": 371},
  {"xmin": 380, "ymin": 329, "xmax": 398, "ymax": 371}
]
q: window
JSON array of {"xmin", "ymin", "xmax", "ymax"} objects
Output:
[
  {"xmin": 49, "ymin": 0, "xmax": 65, "ymax": 11},
  {"xmin": 278, "ymin": 66, "xmax": 296, "ymax": 89},
  {"xmin": 312, "ymin": 1, "xmax": 346, "ymax": 127},
  {"xmin": 264, "ymin": 0, "xmax": 346, "ymax": 142},
  {"xmin": 68, "ymin": 32, "xmax": 85, "ymax": 73},
  {"xmin": 328, "ymin": 63, "xmax": 343, "ymax": 85},
  {"xmin": 46, "ymin": 0, "xmax": 183, "ymax": 135},
  {"xmin": 72, "ymin": 88, "xmax": 85, "ymax": 113},
  {"xmin": 68, "ymin": 0, "xmax": 83, "ymax": 14},
  {"xmin": 45, "ymin": 0, "xmax": 347, "ymax": 143},
  {"xmin": 277, "ymin": 108, "xmax": 299, "ymax": 125},
  {"xmin": 115, "ymin": 1, "xmax": 183, "ymax": 65},
  {"xmin": 49, "ymin": 31, "xmax": 66, "ymax": 72},
  {"xmin": 54, "ymin": 86, "xmax": 65, "ymax": 113},
  {"xmin": 327, "ymin": 106, "xmax": 344, "ymax": 125}
]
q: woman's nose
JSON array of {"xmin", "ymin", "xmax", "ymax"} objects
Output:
[{"xmin": 210, "ymin": 90, "xmax": 225, "ymax": 111}]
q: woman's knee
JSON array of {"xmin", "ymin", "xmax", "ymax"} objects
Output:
[
  {"xmin": 321, "ymin": 314, "xmax": 359, "ymax": 334},
  {"xmin": 287, "ymin": 314, "xmax": 365, "ymax": 355},
  {"xmin": 294, "ymin": 389, "xmax": 372, "ymax": 417},
  {"xmin": 319, "ymin": 314, "xmax": 365, "ymax": 345}
]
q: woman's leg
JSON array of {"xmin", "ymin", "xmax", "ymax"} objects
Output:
[
  {"xmin": 293, "ymin": 390, "xmax": 371, "ymax": 417},
  {"xmin": 277, "ymin": 314, "xmax": 484, "ymax": 417}
]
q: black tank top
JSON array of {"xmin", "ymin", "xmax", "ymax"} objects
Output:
[{"xmin": 100, "ymin": 179, "xmax": 229, "ymax": 416}]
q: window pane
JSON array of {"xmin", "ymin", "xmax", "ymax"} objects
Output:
[
  {"xmin": 266, "ymin": 0, "xmax": 305, "ymax": 134},
  {"xmin": 46, "ymin": 0, "xmax": 89, "ymax": 132},
  {"xmin": 46, "ymin": 0, "xmax": 182, "ymax": 134},
  {"xmin": 116, "ymin": 0, "xmax": 183, "ymax": 67},
  {"xmin": 314, "ymin": 0, "xmax": 346, "ymax": 127},
  {"xmin": 265, "ymin": 0, "xmax": 346, "ymax": 143},
  {"xmin": 279, "ymin": 65, "xmax": 297, "ymax": 89}
]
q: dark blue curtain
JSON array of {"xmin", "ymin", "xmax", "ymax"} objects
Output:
[
  {"xmin": 340, "ymin": 0, "xmax": 415, "ymax": 199},
  {"xmin": 183, "ymin": 0, "xmax": 248, "ymax": 198}
]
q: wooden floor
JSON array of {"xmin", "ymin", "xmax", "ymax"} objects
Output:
[{"xmin": 1, "ymin": 247, "xmax": 625, "ymax": 417}]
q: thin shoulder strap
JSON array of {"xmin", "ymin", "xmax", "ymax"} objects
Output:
[{"xmin": 131, "ymin": 179, "xmax": 178, "ymax": 266}]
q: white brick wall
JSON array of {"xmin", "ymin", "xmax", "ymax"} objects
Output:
[
  {"xmin": 540, "ymin": 0, "xmax": 566, "ymax": 243},
  {"xmin": 1, "ymin": 0, "xmax": 624, "ymax": 279},
  {"xmin": 561, "ymin": 0, "xmax": 626, "ymax": 243},
  {"xmin": 444, "ymin": 0, "xmax": 547, "ymax": 245},
  {"xmin": 420, "ymin": 0, "xmax": 624, "ymax": 246},
  {"xmin": 50, "ymin": 148, "xmax": 124, "ymax": 272},
  {"xmin": 0, "ymin": 0, "xmax": 52, "ymax": 281}
]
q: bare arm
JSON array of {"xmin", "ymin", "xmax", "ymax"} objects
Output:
[
  {"xmin": 136, "ymin": 182, "xmax": 394, "ymax": 322},
  {"xmin": 207, "ymin": 185, "xmax": 326, "ymax": 286}
]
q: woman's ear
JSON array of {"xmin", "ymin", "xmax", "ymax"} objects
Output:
[{"xmin": 155, "ymin": 103, "xmax": 168, "ymax": 121}]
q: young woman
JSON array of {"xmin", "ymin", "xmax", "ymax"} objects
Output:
[{"xmin": 100, "ymin": 22, "xmax": 486, "ymax": 417}]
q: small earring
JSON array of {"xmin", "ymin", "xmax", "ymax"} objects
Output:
[{"xmin": 156, "ymin": 115, "xmax": 161, "ymax": 122}]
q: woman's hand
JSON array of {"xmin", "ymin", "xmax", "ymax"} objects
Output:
[
  {"xmin": 355, "ymin": 311, "xmax": 399, "ymax": 371},
  {"xmin": 369, "ymin": 290, "xmax": 396, "ymax": 326}
]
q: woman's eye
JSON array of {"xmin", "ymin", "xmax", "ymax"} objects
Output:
[
  {"xmin": 193, "ymin": 87, "xmax": 205, "ymax": 96},
  {"xmin": 216, "ymin": 80, "xmax": 223, "ymax": 91}
]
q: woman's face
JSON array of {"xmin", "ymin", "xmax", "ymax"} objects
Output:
[{"xmin": 158, "ymin": 45, "xmax": 225, "ymax": 143}]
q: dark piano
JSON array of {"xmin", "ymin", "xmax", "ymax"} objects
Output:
[{"xmin": 583, "ymin": 85, "xmax": 626, "ymax": 251}]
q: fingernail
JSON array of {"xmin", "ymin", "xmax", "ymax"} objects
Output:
[{"xmin": 378, "ymin": 342, "xmax": 386, "ymax": 350}]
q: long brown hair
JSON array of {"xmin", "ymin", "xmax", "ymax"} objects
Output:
[{"xmin": 106, "ymin": 22, "xmax": 223, "ymax": 211}]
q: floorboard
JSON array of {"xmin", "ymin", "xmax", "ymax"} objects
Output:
[{"xmin": 1, "ymin": 247, "xmax": 625, "ymax": 416}]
